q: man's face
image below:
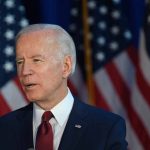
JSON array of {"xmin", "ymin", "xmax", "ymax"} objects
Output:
[{"xmin": 16, "ymin": 31, "xmax": 71, "ymax": 107}]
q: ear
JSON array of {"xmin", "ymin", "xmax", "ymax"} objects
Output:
[{"xmin": 62, "ymin": 55, "xmax": 72, "ymax": 78}]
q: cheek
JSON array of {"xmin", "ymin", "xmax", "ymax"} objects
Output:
[
  {"xmin": 44, "ymin": 70, "xmax": 62, "ymax": 84},
  {"xmin": 41, "ymin": 64, "xmax": 63, "ymax": 85},
  {"xmin": 39, "ymin": 71, "xmax": 63, "ymax": 98}
]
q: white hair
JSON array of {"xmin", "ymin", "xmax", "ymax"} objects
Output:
[{"xmin": 16, "ymin": 24, "xmax": 76, "ymax": 74}]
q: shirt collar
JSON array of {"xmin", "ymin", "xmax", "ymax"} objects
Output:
[
  {"xmin": 33, "ymin": 88, "xmax": 74, "ymax": 127},
  {"xmin": 51, "ymin": 89, "xmax": 74, "ymax": 126}
]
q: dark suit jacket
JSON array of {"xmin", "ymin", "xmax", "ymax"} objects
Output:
[{"xmin": 0, "ymin": 98, "xmax": 127, "ymax": 150}]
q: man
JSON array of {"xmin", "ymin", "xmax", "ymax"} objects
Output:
[{"xmin": 0, "ymin": 24, "xmax": 127, "ymax": 150}]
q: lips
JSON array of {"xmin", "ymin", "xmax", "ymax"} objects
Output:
[{"xmin": 24, "ymin": 83, "xmax": 38, "ymax": 89}]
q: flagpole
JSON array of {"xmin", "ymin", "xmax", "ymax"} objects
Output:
[{"xmin": 82, "ymin": 0, "xmax": 95, "ymax": 105}]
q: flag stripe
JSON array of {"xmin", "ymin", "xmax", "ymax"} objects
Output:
[
  {"xmin": 1, "ymin": 80, "xmax": 27, "ymax": 110},
  {"xmin": 136, "ymin": 65, "xmax": 150, "ymax": 107},
  {"xmin": 139, "ymin": 31, "xmax": 150, "ymax": 84},
  {"xmin": 132, "ymin": 81, "xmax": 150, "ymax": 135},
  {"xmin": 113, "ymin": 50, "xmax": 135, "ymax": 90},
  {"xmin": 69, "ymin": 65, "xmax": 88, "ymax": 103},
  {"xmin": 0, "ymin": 94, "xmax": 11, "ymax": 116},
  {"xmin": 128, "ymin": 35, "xmax": 150, "ymax": 107},
  {"xmin": 126, "ymin": 121, "xmax": 144, "ymax": 150},
  {"xmin": 13, "ymin": 77, "xmax": 28, "ymax": 102},
  {"xmin": 127, "ymin": 46, "xmax": 138, "ymax": 66},
  {"xmin": 68, "ymin": 79, "xmax": 79, "ymax": 96},
  {"xmin": 105, "ymin": 59, "xmax": 150, "ymax": 149},
  {"xmin": 95, "ymin": 69, "xmax": 126, "ymax": 115},
  {"xmin": 94, "ymin": 81, "xmax": 111, "ymax": 111},
  {"xmin": 94, "ymin": 63, "xmax": 145, "ymax": 150}
]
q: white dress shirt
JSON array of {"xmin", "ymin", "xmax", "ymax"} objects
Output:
[{"xmin": 33, "ymin": 89, "xmax": 74, "ymax": 150}]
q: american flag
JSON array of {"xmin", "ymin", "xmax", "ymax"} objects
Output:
[
  {"xmin": 0, "ymin": 0, "xmax": 150, "ymax": 149},
  {"xmin": 68, "ymin": 0, "xmax": 150, "ymax": 149},
  {"xmin": 0, "ymin": 0, "xmax": 28, "ymax": 116}
]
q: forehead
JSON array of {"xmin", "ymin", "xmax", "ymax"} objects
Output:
[
  {"xmin": 16, "ymin": 30, "xmax": 60, "ymax": 56},
  {"xmin": 17, "ymin": 29, "xmax": 58, "ymax": 44}
]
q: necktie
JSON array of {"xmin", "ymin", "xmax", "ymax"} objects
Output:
[{"xmin": 35, "ymin": 111, "xmax": 53, "ymax": 150}]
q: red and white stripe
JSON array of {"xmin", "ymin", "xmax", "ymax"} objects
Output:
[
  {"xmin": 0, "ymin": 77, "xmax": 28, "ymax": 116},
  {"xmin": 70, "ymin": 41, "xmax": 150, "ymax": 149}
]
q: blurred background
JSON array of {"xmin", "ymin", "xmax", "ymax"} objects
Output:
[{"xmin": 0, "ymin": 0, "xmax": 150, "ymax": 149}]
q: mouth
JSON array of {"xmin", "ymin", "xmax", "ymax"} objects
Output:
[{"xmin": 24, "ymin": 83, "xmax": 37, "ymax": 89}]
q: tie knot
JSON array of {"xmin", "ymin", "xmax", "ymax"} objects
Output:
[{"xmin": 42, "ymin": 111, "xmax": 53, "ymax": 122}]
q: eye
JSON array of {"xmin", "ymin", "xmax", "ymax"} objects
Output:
[
  {"xmin": 33, "ymin": 58, "xmax": 42, "ymax": 63},
  {"xmin": 16, "ymin": 60, "xmax": 23, "ymax": 65},
  {"xmin": 33, "ymin": 59, "xmax": 40, "ymax": 62}
]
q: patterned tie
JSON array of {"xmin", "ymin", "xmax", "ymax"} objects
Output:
[{"xmin": 35, "ymin": 111, "xmax": 53, "ymax": 150}]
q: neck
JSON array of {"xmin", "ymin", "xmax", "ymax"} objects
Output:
[{"xmin": 35, "ymin": 87, "xmax": 68, "ymax": 110}]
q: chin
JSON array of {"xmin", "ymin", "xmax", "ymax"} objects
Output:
[
  {"xmin": 26, "ymin": 94, "xmax": 37, "ymax": 102},
  {"xmin": 27, "ymin": 95, "xmax": 44, "ymax": 103},
  {"xmin": 27, "ymin": 98, "xmax": 36, "ymax": 102},
  {"xmin": 25, "ymin": 92, "xmax": 39, "ymax": 101}
]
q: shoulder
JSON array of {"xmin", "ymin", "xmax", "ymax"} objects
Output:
[
  {"xmin": 74, "ymin": 98, "xmax": 125, "ymax": 127},
  {"xmin": 0, "ymin": 103, "xmax": 33, "ymax": 125},
  {"xmin": 73, "ymin": 98, "xmax": 127, "ymax": 147}
]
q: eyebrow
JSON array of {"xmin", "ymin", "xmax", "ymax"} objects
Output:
[
  {"xmin": 31, "ymin": 55, "xmax": 45, "ymax": 59},
  {"xmin": 16, "ymin": 54, "xmax": 45, "ymax": 61},
  {"xmin": 16, "ymin": 57, "xmax": 24, "ymax": 62}
]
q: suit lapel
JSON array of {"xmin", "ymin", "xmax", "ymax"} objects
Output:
[
  {"xmin": 16, "ymin": 103, "xmax": 34, "ymax": 150},
  {"xmin": 58, "ymin": 99, "xmax": 88, "ymax": 150},
  {"xmin": 15, "ymin": 100, "xmax": 89, "ymax": 150}
]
